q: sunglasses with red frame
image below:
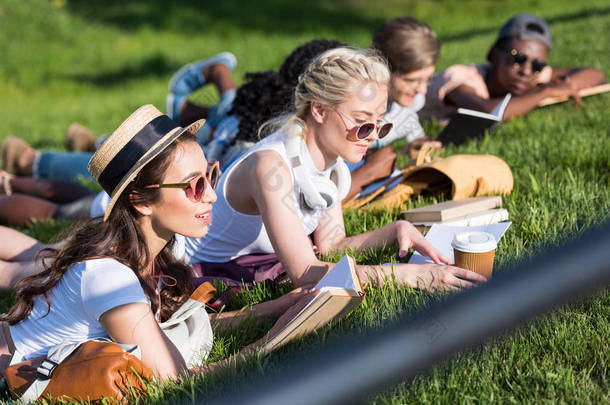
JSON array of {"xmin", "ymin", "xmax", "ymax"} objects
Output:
[
  {"xmin": 334, "ymin": 110, "xmax": 393, "ymax": 142},
  {"xmin": 144, "ymin": 161, "xmax": 220, "ymax": 202}
]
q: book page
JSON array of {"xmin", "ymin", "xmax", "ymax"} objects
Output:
[
  {"xmin": 490, "ymin": 93, "xmax": 512, "ymax": 119},
  {"xmin": 286, "ymin": 255, "xmax": 357, "ymax": 324},
  {"xmin": 407, "ymin": 223, "xmax": 511, "ymax": 265},
  {"xmin": 458, "ymin": 93, "xmax": 511, "ymax": 121},
  {"xmin": 456, "ymin": 108, "xmax": 500, "ymax": 121},
  {"xmin": 314, "ymin": 254, "xmax": 356, "ymax": 290},
  {"xmin": 287, "ymin": 285, "xmax": 352, "ymax": 322},
  {"xmin": 263, "ymin": 255, "xmax": 363, "ymax": 352}
]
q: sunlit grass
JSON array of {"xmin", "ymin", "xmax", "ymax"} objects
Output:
[{"xmin": 0, "ymin": 0, "xmax": 609, "ymax": 403}]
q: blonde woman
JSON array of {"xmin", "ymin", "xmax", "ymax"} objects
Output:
[{"xmin": 185, "ymin": 47, "xmax": 487, "ymax": 291}]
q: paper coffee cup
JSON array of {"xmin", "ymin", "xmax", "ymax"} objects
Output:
[{"xmin": 451, "ymin": 231, "xmax": 497, "ymax": 278}]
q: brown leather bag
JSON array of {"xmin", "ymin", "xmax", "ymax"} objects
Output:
[
  {"xmin": 3, "ymin": 340, "xmax": 152, "ymax": 403},
  {"xmin": 42, "ymin": 341, "xmax": 153, "ymax": 403},
  {"xmin": 344, "ymin": 153, "xmax": 513, "ymax": 212}
]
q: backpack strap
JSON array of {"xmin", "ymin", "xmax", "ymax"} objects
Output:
[{"xmin": 190, "ymin": 281, "xmax": 216, "ymax": 304}]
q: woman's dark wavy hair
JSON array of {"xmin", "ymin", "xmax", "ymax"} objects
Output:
[
  {"xmin": 231, "ymin": 39, "xmax": 345, "ymax": 143},
  {"xmin": 1, "ymin": 134, "xmax": 198, "ymax": 325}
]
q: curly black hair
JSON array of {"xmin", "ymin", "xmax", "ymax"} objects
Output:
[
  {"xmin": 230, "ymin": 71, "xmax": 293, "ymax": 143},
  {"xmin": 231, "ymin": 38, "xmax": 345, "ymax": 142},
  {"xmin": 279, "ymin": 38, "xmax": 346, "ymax": 86}
]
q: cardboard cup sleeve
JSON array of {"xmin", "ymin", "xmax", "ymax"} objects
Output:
[
  {"xmin": 452, "ymin": 231, "xmax": 497, "ymax": 278},
  {"xmin": 453, "ymin": 248, "xmax": 495, "ymax": 278}
]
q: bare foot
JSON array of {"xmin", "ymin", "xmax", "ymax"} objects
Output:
[
  {"xmin": 1, "ymin": 136, "xmax": 36, "ymax": 176},
  {"xmin": 18, "ymin": 145, "xmax": 37, "ymax": 175}
]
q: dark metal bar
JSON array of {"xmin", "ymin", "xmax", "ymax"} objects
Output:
[{"xmin": 198, "ymin": 222, "xmax": 610, "ymax": 405}]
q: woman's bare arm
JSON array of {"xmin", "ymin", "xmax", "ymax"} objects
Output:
[
  {"xmin": 208, "ymin": 288, "xmax": 309, "ymax": 334},
  {"xmin": 227, "ymin": 151, "xmax": 486, "ymax": 291},
  {"xmin": 227, "ymin": 151, "xmax": 333, "ymax": 287},
  {"xmin": 550, "ymin": 67, "xmax": 606, "ymax": 91},
  {"xmin": 100, "ymin": 303, "xmax": 188, "ymax": 381},
  {"xmin": 446, "ymin": 67, "xmax": 606, "ymax": 120}
]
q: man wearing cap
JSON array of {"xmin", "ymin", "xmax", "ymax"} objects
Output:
[{"xmin": 418, "ymin": 13, "xmax": 606, "ymax": 121}]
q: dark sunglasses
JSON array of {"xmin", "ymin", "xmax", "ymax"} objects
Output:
[
  {"xmin": 504, "ymin": 48, "xmax": 547, "ymax": 73},
  {"xmin": 335, "ymin": 110, "xmax": 393, "ymax": 142},
  {"xmin": 145, "ymin": 161, "xmax": 219, "ymax": 202}
]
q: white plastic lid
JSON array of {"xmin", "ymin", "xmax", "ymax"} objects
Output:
[{"xmin": 451, "ymin": 231, "xmax": 497, "ymax": 253}]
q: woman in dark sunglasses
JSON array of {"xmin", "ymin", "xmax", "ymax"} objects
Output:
[
  {"xmin": 420, "ymin": 13, "xmax": 605, "ymax": 121},
  {"xmin": 183, "ymin": 47, "xmax": 487, "ymax": 293},
  {"xmin": 0, "ymin": 105, "xmax": 315, "ymax": 385}
]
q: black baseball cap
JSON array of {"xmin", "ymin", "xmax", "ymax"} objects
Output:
[{"xmin": 497, "ymin": 13, "xmax": 551, "ymax": 49}]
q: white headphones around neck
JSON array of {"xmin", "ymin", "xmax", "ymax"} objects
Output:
[{"xmin": 284, "ymin": 134, "xmax": 351, "ymax": 211}]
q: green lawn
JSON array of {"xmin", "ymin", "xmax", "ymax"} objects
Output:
[{"xmin": 1, "ymin": 0, "xmax": 609, "ymax": 403}]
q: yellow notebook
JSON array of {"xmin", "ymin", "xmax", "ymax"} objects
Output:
[{"xmin": 263, "ymin": 255, "xmax": 364, "ymax": 352}]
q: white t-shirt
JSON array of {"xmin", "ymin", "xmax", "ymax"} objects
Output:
[
  {"xmin": 372, "ymin": 93, "xmax": 426, "ymax": 149},
  {"xmin": 10, "ymin": 258, "xmax": 149, "ymax": 360},
  {"xmin": 89, "ymin": 190, "xmax": 111, "ymax": 218}
]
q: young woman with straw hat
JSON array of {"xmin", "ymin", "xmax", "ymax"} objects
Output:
[{"xmin": 0, "ymin": 105, "xmax": 313, "ymax": 380}]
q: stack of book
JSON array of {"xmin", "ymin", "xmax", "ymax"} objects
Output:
[{"xmin": 403, "ymin": 196, "xmax": 509, "ymax": 231}]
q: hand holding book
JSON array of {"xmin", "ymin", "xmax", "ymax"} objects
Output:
[{"xmin": 260, "ymin": 255, "xmax": 364, "ymax": 353}]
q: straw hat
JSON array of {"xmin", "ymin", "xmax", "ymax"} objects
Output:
[{"xmin": 88, "ymin": 104, "xmax": 205, "ymax": 221}]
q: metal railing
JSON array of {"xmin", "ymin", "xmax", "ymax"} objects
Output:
[{"xmin": 196, "ymin": 221, "xmax": 610, "ymax": 405}]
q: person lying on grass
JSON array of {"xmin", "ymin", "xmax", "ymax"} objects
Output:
[
  {"xmin": 419, "ymin": 13, "xmax": 606, "ymax": 122},
  {"xmin": 0, "ymin": 169, "xmax": 98, "ymax": 227},
  {"xmin": 0, "ymin": 105, "xmax": 314, "ymax": 382},
  {"xmin": 183, "ymin": 47, "xmax": 487, "ymax": 292},
  {"xmin": 367, "ymin": 16, "xmax": 443, "ymax": 159},
  {"xmin": 168, "ymin": 38, "xmax": 398, "ymax": 203}
]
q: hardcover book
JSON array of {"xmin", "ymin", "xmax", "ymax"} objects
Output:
[
  {"xmin": 403, "ymin": 196, "xmax": 503, "ymax": 223},
  {"xmin": 263, "ymin": 255, "xmax": 364, "ymax": 352},
  {"xmin": 437, "ymin": 93, "xmax": 511, "ymax": 146}
]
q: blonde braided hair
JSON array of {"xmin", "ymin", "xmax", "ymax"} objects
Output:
[{"xmin": 260, "ymin": 47, "xmax": 390, "ymax": 139}]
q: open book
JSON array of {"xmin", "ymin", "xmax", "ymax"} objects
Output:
[
  {"xmin": 437, "ymin": 93, "xmax": 511, "ymax": 146},
  {"xmin": 262, "ymin": 255, "xmax": 364, "ymax": 353}
]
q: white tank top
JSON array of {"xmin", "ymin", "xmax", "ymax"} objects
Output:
[{"xmin": 184, "ymin": 128, "xmax": 341, "ymax": 264}]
